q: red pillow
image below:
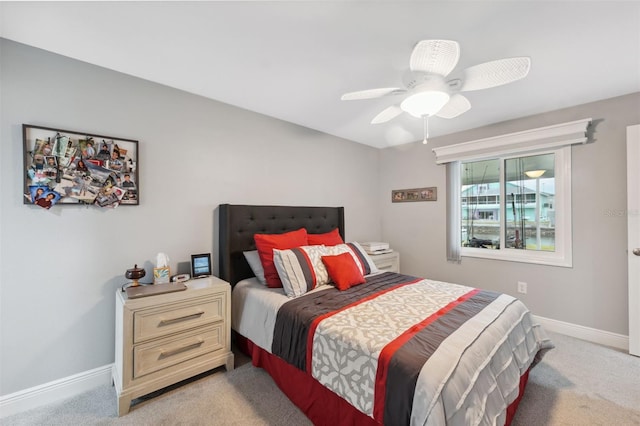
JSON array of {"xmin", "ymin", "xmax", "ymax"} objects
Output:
[
  {"xmin": 254, "ymin": 228, "xmax": 308, "ymax": 288},
  {"xmin": 307, "ymin": 228, "xmax": 344, "ymax": 246},
  {"xmin": 321, "ymin": 252, "xmax": 365, "ymax": 291}
]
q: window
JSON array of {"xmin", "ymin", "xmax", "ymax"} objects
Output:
[
  {"xmin": 459, "ymin": 149, "xmax": 570, "ymax": 266},
  {"xmin": 434, "ymin": 118, "xmax": 591, "ymax": 267},
  {"xmin": 461, "ymin": 151, "xmax": 558, "ymax": 253}
]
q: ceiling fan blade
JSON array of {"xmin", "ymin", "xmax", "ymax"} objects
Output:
[
  {"xmin": 409, "ymin": 40, "xmax": 460, "ymax": 76},
  {"xmin": 460, "ymin": 57, "xmax": 531, "ymax": 92},
  {"xmin": 371, "ymin": 105, "xmax": 403, "ymax": 124},
  {"xmin": 341, "ymin": 87, "xmax": 406, "ymax": 101},
  {"xmin": 435, "ymin": 94, "xmax": 471, "ymax": 119}
]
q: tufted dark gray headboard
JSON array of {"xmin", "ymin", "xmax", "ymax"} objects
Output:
[{"xmin": 218, "ymin": 204, "xmax": 345, "ymax": 286}]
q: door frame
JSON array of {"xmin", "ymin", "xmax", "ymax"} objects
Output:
[{"xmin": 627, "ymin": 124, "xmax": 640, "ymax": 356}]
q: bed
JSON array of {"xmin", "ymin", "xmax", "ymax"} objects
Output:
[{"xmin": 218, "ymin": 204, "xmax": 552, "ymax": 426}]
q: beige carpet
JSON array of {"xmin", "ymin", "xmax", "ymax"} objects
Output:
[
  {"xmin": 512, "ymin": 332, "xmax": 640, "ymax": 425},
  {"xmin": 1, "ymin": 351, "xmax": 311, "ymax": 426},
  {"xmin": 2, "ymin": 332, "xmax": 639, "ymax": 425}
]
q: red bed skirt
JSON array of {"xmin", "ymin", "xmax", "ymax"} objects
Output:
[{"xmin": 236, "ymin": 334, "xmax": 529, "ymax": 426}]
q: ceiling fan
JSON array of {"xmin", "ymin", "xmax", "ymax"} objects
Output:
[{"xmin": 341, "ymin": 40, "xmax": 531, "ymax": 144}]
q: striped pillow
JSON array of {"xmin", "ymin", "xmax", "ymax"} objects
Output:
[
  {"xmin": 325, "ymin": 242, "xmax": 379, "ymax": 276},
  {"xmin": 273, "ymin": 245, "xmax": 330, "ymax": 298}
]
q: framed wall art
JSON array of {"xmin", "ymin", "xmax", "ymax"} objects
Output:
[
  {"xmin": 23, "ymin": 124, "xmax": 139, "ymax": 208},
  {"xmin": 392, "ymin": 186, "xmax": 437, "ymax": 203}
]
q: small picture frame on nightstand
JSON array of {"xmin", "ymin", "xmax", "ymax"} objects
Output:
[
  {"xmin": 191, "ymin": 253, "xmax": 212, "ymax": 279},
  {"xmin": 153, "ymin": 267, "xmax": 171, "ymax": 284}
]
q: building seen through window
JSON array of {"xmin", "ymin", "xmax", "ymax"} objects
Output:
[{"xmin": 461, "ymin": 153, "xmax": 555, "ymax": 251}]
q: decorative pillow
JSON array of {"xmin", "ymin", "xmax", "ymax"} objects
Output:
[
  {"xmin": 307, "ymin": 228, "xmax": 344, "ymax": 246},
  {"xmin": 254, "ymin": 228, "xmax": 308, "ymax": 288},
  {"xmin": 325, "ymin": 242, "xmax": 379, "ymax": 276},
  {"xmin": 243, "ymin": 250, "xmax": 266, "ymax": 285},
  {"xmin": 321, "ymin": 252, "xmax": 365, "ymax": 291},
  {"xmin": 273, "ymin": 245, "xmax": 329, "ymax": 298}
]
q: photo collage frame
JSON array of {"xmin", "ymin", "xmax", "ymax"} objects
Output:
[{"xmin": 23, "ymin": 124, "xmax": 139, "ymax": 208}]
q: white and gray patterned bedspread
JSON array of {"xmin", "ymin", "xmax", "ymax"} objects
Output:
[{"xmin": 234, "ymin": 272, "xmax": 552, "ymax": 426}]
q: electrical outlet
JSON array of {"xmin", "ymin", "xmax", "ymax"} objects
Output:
[{"xmin": 517, "ymin": 281, "xmax": 528, "ymax": 294}]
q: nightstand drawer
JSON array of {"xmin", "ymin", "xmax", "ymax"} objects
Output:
[
  {"xmin": 370, "ymin": 251, "xmax": 400, "ymax": 273},
  {"xmin": 134, "ymin": 295, "xmax": 224, "ymax": 343},
  {"xmin": 133, "ymin": 324, "xmax": 224, "ymax": 379},
  {"xmin": 375, "ymin": 258, "xmax": 394, "ymax": 270}
]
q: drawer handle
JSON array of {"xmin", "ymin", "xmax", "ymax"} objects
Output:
[
  {"xmin": 159, "ymin": 339, "xmax": 204, "ymax": 358},
  {"xmin": 159, "ymin": 311, "xmax": 205, "ymax": 326}
]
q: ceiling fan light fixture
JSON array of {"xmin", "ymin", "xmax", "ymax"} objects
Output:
[
  {"xmin": 400, "ymin": 90, "xmax": 450, "ymax": 118},
  {"xmin": 340, "ymin": 39, "xmax": 531, "ymax": 127}
]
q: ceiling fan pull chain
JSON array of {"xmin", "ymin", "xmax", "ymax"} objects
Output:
[{"xmin": 422, "ymin": 115, "xmax": 429, "ymax": 145}]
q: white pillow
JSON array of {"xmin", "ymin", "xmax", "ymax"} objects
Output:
[
  {"xmin": 324, "ymin": 242, "xmax": 379, "ymax": 276},
  {"xmin": 273, "ymin": 245, "xmax": 329, "ymax": 298},
  {"xmin": 243, "ymin": 250, "xmax": 266, "ymax": 285}
]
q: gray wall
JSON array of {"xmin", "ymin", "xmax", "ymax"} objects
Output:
[
  {"xmin": 0, "ymin": 39, "xmax": 381, "ymax": 395},
  {"xmin": 380, "ymin": 92, "xmax": 640, "ymax": 336}
]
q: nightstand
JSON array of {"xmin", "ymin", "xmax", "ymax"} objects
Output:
[
  {"xmin": 370, "ymin": 251, "xmax": 400, "ymax": 273},
  {"xmin": 112, "ymin": 276, "xmax": 234, "ymax": 416}
]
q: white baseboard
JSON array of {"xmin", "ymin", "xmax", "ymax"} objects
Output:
[
  {"xmin": 532, "ymin": 315, "xmax": 629, "ymax": 351},
  {"xmin": 0, "ymin": 317, "xmax": 630, "ymax": 419},
  {"xmin": 0, "ymin": 364, "xmax": 113, "ymax": 419}
]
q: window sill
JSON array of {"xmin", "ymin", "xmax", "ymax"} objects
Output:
[{"xmin": 461, "ymin": 247, "xmax": 572, "ymax": 268}]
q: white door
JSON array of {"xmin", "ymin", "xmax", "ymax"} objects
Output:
[{"xmin": 627, "ymin": 124, "xmax": 640, "ymax": 357}]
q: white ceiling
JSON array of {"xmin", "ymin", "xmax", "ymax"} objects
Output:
[{"xmin": 1, "ymin": 1, "xmax": 639, "ymax": 148}]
